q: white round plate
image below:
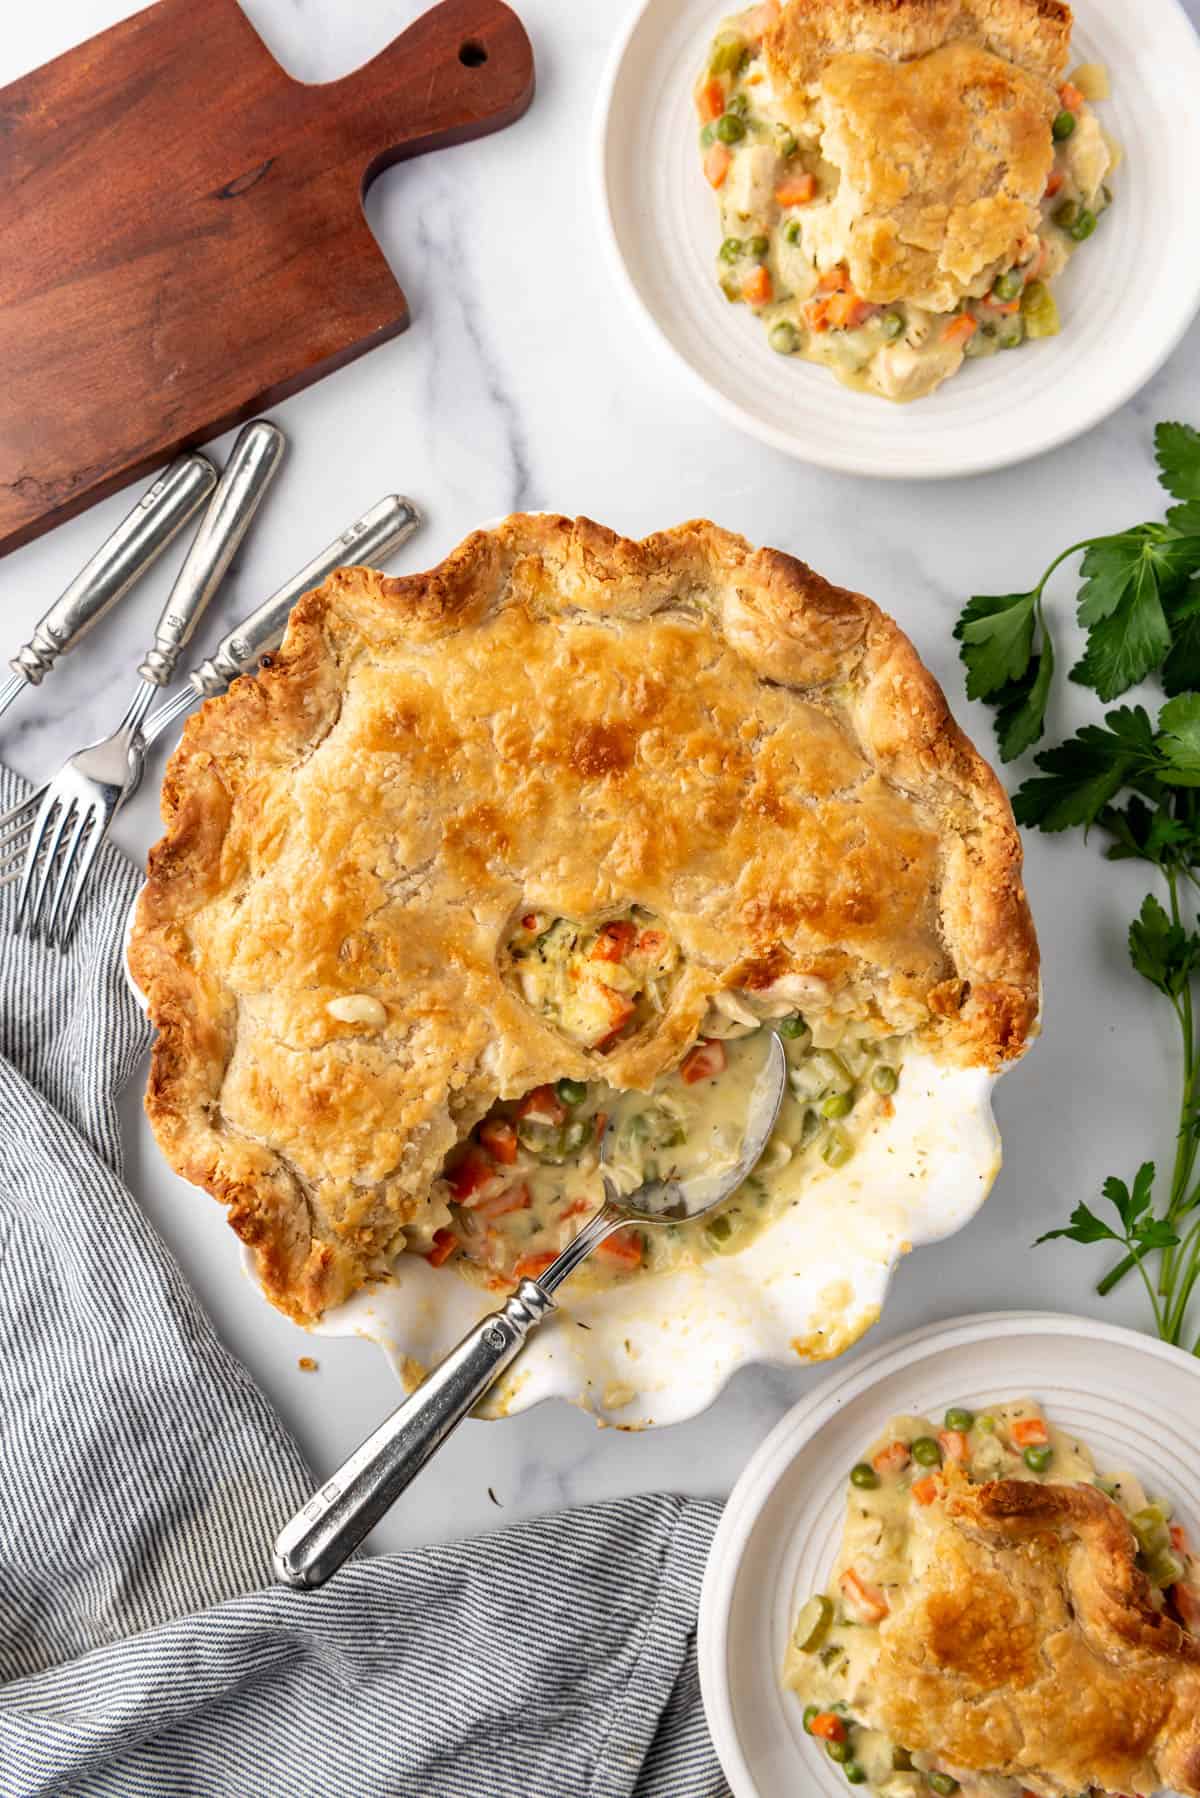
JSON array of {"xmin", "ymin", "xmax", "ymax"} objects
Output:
[
  {"xmin": 595, "ymin": 0, "xmax": 1200, "ymax": 478},
  {"xmin": 698, "ymin": 1309, "xmax": 1200, "ymax": 1796}
]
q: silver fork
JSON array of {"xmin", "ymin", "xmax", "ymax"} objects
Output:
[
  {"xmin": 3, "ymin": 420, "xmax": 284, "ymax": 945},
  {"xmin": 0, "ymin": 493, "xmax": 421, "ymax": 897}
]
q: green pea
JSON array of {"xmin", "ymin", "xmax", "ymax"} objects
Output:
[
  {"xmin": 1020, "ymin": 279, "xmax": 1060, "ymax": 339},
  {"xmin": 784, "ymin": 219, "xmax": 802, "ymax": 244},
  {"xmin": 778, "ymin": 1013, "xmax": 807, "ymax": 1037},
  {"xmin": 746, "ymin": 234, "xmax": 770, "ymax": 257},
  {"xmin": 929, "ymin": 1777, "xmax": 960, "ymax": 1796},
  {"xmin": 777, "ymin": 129, "xmax": 799, "ymax": 158},
  {"xmin": 709, "ymin": 33, "xmax": 748, "ymax": 75},
  {"xmin": 1023, "ymin": 1444, "xmax": 1054, "ymax": 1473},
  {"xmin": 699, "ymin": 122, "xmax": 716, "ymax": 149},
  {"xmin": 802, "ymin": 1705, "xmax": 821, "ymax": 1735},
  {"xmin": 555, "ymin": 1077, "xmax": 588, "ymax": 1107},
  {"xmin": 912, "ymin": 1437, "xmax": 942, "ymax": 1468},
  {"xmin": 719, "ymin": 237, "xmax": 744, "ymax": 263},
  {"xmin": 705, "ymin": 1212, "xmax": 733, "ymax": 1244},
  {"xmin": 1052, "ymin": 108, "xmax": 1077, "ymax": 139},
  {"xmin": 726, "ymin": 91, "xmax": 749, "ymax": 116},
  {"xmin": 871, "ymin": 1064, "xmax": 898, "ymax": 1094},
  {"xmin": 821, "ymin": 1091, "xmax": 854, "ymax": 1119},
  {"xmin": 850, "ymin": 1462, "xmax": 880, "ymax": 1490},
  {"xmin": 992, "ymin": 268, "xmax": 1023, "ymax": 301},
  {"xmin": 1068, "ymin": 207, "xmax": 1097, "ymax": 242},
  {"xmin": 844, "ymin": 1765, "xmax": 867, "ymax": 1785},
  {"xmin": 825, "ymin": 1740, "xmax": 851, "ymax": 1765},
  {"xmin": 945, "ymin": 1407, "xmax": 975, "ymax": 1432},
  {"xmin": 769, "ymin": 322, "xmax": 800, "ymax": 355},
  {"xmin": 977, "ymin": 1414, "xmax": 996, "ymax": 1433},
  {"xmin": 716, "ymin": 113, "xmax": 747, "ymax": 144},
  {"xmin": 998, "ymin": 319, "xmax": 1026, "ymax": 349},
  {"xmin": 881, "ymin": 310, "xmax": 905, "ymax": 340},
  {"xmin": 1054, "ymin": 198, "xmax": 1080, "ymax": 229},
  {"xmin": 822, "ymin": 1128, "xmax": 853, "ymax": 1168}
]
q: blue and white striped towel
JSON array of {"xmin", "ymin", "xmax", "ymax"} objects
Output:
[{"xmin": 0, "ymin": 767, "xmax": 727, "ymax": 1798}]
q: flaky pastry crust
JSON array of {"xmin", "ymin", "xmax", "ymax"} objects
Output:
[
  {"xmin": 130, "ymin": 516, "xmax": 1038, "ymax": 1322},
  {"xmin": 764, "ymin": 0, "xmax": 1072, "ymax": 309},
  {"xmin": 875, "ymin": 1474, "xmax": 1200, "ymax": 1796}
]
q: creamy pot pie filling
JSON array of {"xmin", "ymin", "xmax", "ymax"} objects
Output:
[
  {"xmin": 786, "ymin": 1401, "xmax": 1200, "ymax": 1797},
  {"xmin": 697, "ymin": 4, "xmax": 1117, "ymax": 401},
  {"xmin": 411, "ymin": 906, "xmax": 907, "ymax": 1290}
]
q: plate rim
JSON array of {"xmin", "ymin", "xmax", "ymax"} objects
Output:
[
  {"xmin": 592, "ymin": 0, "xmax": 1200, "ymax": 480},
  {"xmin": 697, "ymin": 1306, "xmax": 1200, "ymax": 1797}
]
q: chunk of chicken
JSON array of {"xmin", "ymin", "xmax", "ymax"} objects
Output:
[
  {"xmin": 722, "ymin": 143, "xmax": 778, "ymax": 226},
  {"xmin": 871, "ymin": 339, "xmax": 965, "ymax": 402},
  {"xmin": 1064, "ymin": 107, "xmax": 1111, "ymax": 206}
]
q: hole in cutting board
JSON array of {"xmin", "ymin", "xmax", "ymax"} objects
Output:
[{"xmin": 459, "ymin": 40, "xmax": 488, "ymax": 67}]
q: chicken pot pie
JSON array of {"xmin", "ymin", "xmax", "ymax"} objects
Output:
[
  {"xmin": 130, "ymin": 515, "xmax": 1038, "ymax": 1324},
  {"xmin": 786, "ymin": 1398, "xmax": 1200, "ymax": 1797},
  {"xmin": 696, "ymin": 0, "xmax": 1118, "ymax": 400}
]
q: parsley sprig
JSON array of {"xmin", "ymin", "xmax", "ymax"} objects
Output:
[{"xmin": 955, "ymin": 423, "xmax": 1200, "ymax": 1351}]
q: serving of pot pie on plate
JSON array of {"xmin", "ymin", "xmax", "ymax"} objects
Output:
[
  {"xmin": 786, "ymin": 1397, "xmax": 1200, "ymax": 1797},
  {"xmin": 695, "ymin": 0, "xmax": 1118, "ymax": 399},
  {"xmin": 130, "ymin": 515, "xmax": 1038, "ymax": 1423}
]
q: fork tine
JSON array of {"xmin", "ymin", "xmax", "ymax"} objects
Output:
[
  {"xmin": 43, "ymin": 805, "xmax": 94, "ymax": 945},
  {"xmin": 14, "ymin": 791, "xmax": 62, "ymax": 927},
  {"xmin": 53, "ymin": 813, "xmax": 108, "ymax": 946},
  {"xmin": 27, "ymin": 799, "xmax": 75, "ymax": 935}
]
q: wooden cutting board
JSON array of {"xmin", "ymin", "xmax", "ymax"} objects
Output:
[{"xmin": 0, "ymin": 0, "xmax": 534, "ymax": 557}]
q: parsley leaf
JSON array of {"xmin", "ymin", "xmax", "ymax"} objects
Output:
[
  {"xmin": 954, "ymin": 592, "xmax": 1038, "ymax": 700},
  {"xmin": 1162, "ymin": 584, "xmax": 1200, "ymax": 696},
  {"xmin": 1012, "ymin": 706, "xmax": 1156, "ymax": 832},
  {"xmin": 1102, "ymin": 797, "xmax": 1193, "ymax": 868},
  {"xmin": 1038, "ymin": 1164, "xmax": 1178, "ymax": 1254},
  {"xmin": 992, "ymin": 643, "xmax": 1055, "ymax": 762},
  {"xmin": 1157, "ymin": 421, "xmax": 1200, "ymax": 531},
  {"xmin": 1158, "ymin": 692, "xmax": 1200, "ymax": 786},
  {"xmin": 1070, "ymin": 529, "xmax": 1194, "ymax": 700},
  {"xmin": 1128, "ymin": 894, "xmax": 1200, "ymax": 998}
]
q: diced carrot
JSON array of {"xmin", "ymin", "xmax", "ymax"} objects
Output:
[
  {"xmin": 1171, "ymin": 1523, "xmax": 1191, "ymax": 1555},
  {"xmin": 942, "ymin": 313, "xmax": 978, "ymax": 347},
  {"xmin": 775, "ymin": 173, "xmax": 817, "ymax": 206},
  {"xmin": 681, "ymin": 1039, "xmax": 727, "ymax": 1084},
  {"xmin": 742, "ymin": 0, "xmax": 780, "ymax": 43},
  {"xmin": 447, "ymin": 1146, "xmax": 499, "ymax": 1202},
  {"xmin": 1059, "ymin": 80, "xmax": 1085, "ymax": 109},
  {"xmin": 426, "ymin": 1228, "xmax": 458, "ymax": 1267},
  {"xmin": 560, "ymin": 1197, "xmax": 592, "ymax": 1221},
  {"xmin": 512, "ymin": 1250, "xmax": 556, "ymax": 1282},
  {"xmin": 516, "ymin": 1085, "xmax": 567, "ymax": 1126},
  {"xmin": 593, "ymin": 1111, "xmax": 609, "ymax": 1141},
  {"xmin": 841, "ymin": 1567, "xmax": 890, "ymax": 1623},
  {"xmin": 592, "ymin": 920, "xmax": 637, "ymax": 962},
  {"xmin": 823, "ymin": 291, "xmax": 873, "ymax": 330},
  {"xmin": 873, "ymin": 1441, "xmax": 912, "ymax": 1476},
  {"xmin": 1044, "ymin": 168, "xmax": 1065, "ymax": 198},
  {"xmin": 986, "ymin": 297, "xmax": 1020, "ymax": 315},
  {"xmin": 521, "ymin": 911, "xmax": 540, "ymax": 930},
  {"xmin": 817, "ymin": 264, "xmax": 851, "ymax": 294},
  {"xmin": 938, "ymin": 1429, "xmax": 970, "ymax": 1462},
  {"xmin": 742, "ymin": 265, "xmax": 773, "ymax": 307},
  {"xmin": 696, "ymin": 77, "xmax": 726, "ymax": 123},
  {"xmin": 473, "ymin": 1181, "xmax": 532, "ymax": 1222},
  {"xmin": 597, "ymin": 1229, "xmax": 644, "ymax": 1269},
  {"xmin": 592, "ymin": 988, "xmax": 637, "ymax": 1049},
  {"xmin": 808, "ymin": 1713, "xmax": 847, "ymax": 1744},
  {"xmin": 804, "ymin": 298, "xmax": 832, "ymax": 333},
  {"xmin": 479, "ymin": 1118, "xmax": 519, "ymax": 1165},
  {"xmin": 912, "ymin": 1474, "xmax": 940, "ymax": 1506},
  {"xmin": 1010, "ymin": 1417, "xmax": 1049, "ymax": 1448},
  {"xmin": 704, "ymin": 143, "xmax": 732, "ymax": 189},
  {"xmin": 637, "ymin": 928, "xmax": 669, "ymax": 959}
]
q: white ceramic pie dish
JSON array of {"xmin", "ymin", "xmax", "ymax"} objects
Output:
[
  {"xmin": 698, "ymin": 1309, "xmax": 1200, "ymax": 1797},
  {"xmin": 126, "ymin": 892, "xmax": 1006, "ymax": 1426},
  {"xmin": 594, "ymin": 0, "xmax": 1200, "ymax": 479}
]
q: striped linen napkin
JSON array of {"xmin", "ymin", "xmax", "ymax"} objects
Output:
[{"xmin": 0, "ymin": 767, "xmax": 728, "ymax": 1798}]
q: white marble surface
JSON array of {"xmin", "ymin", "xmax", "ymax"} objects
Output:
[{"xmin": 4, "ymin": 0, "xmax": 1200, "ymax": 1556}]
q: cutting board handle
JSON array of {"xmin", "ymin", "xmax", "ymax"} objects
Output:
[{"xmin": 317, "ymin": 0, "xmax": 535, "ymax": 187}]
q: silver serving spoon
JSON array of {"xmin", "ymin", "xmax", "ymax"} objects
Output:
[{"xmin": 273, "ymin": 1032, "xmax": 788, "ymax": 1589}]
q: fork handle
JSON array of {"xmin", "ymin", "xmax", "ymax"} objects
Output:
[
  {"xmin": 9, "ymin": 456, "xmax": 217, "ymax": 686},
  {"xmin": 185, "ymin": 496, "xmax": 421, "ymax": 697},
  {"xmin": 138, "ymin": 421, "xmax": 285, "ymax": 686},
  {"xmin": 273, "ymin": 1279, "xmax": 555, "ymax": 1590}
]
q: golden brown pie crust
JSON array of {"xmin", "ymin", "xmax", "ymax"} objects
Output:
[
  {"xmin": 764, "ymin": 0, "xmax": 1073, "ymax": 310},
  {"xmin": 874, "ymin": 1473, "xmax": 1200, "ymax": 1796},
  {"xmin": 130, "ymin": 516, "xmax": 1039, "ymax": 1322}
]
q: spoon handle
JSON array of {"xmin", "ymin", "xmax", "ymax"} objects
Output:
[{"xmin": 273, "ymin": 1279, "xmax": 555, "ymax": 1590}]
